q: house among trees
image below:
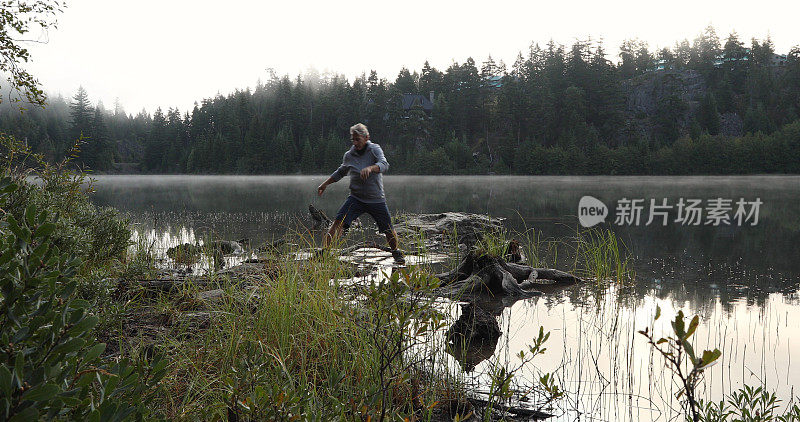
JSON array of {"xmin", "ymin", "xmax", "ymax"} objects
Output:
[
  {"xmin": 484, "ymin": 75, "xmax": 503, "ymax": 88},
  {"xmin": 712, "ymin": 50, "xmax": 786, "ymax": 68},
  {"xmin": 401, "ymin": 92, "xmax": 434, "ymax": 115},
  {"xmin": 653, "ymin": 59, "xmax": 671, "ymax": 71}
]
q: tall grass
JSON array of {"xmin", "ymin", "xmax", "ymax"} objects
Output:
[
  {"xmin": 108, "ymin": 216, "xmax": 638, "ymax": 420},
  {"xmin": 464, "ymin": 215, "xmax": 635, "ymax": 286},
  {"xmin": 162, "ymin": 263, "xmax": 369, "ymax": 418},
  {"xmin": 571, "ymin": 227, "xmax": 635, "ymax": 285},
  {"xmin": 131, "ymin": 234, "xmax": 464, "ymax": 420}
]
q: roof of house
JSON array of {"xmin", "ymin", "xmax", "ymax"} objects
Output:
[{"xmin": 401, "ymin": 94, "xmax": 433, "ymax": 111}]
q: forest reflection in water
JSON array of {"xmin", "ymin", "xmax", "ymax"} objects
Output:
[{"xmin": 90, "ymin": 175, "xmax": 800, "ymax": 420}]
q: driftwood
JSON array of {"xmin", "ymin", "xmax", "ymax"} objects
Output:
[
  {"xmin": 309, "ymin": 204, "xmax": 332, "ymax": 229},
  {"xmin": 435, "ymin": 251, "xmax": 583, "ymax": 298}
]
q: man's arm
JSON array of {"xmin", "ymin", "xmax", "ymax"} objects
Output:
[
  {"xmin": 360, "ymin": 144, "xmax": 389, "ymax": 179},
  {"xmin": 317, "ymin": 176, "xmax": 337, "ymax": 196},
  {"xmin": 319, "ymin": 154, "xmax": 349, "ymax": 196},
  {"xmin": 359, "ymin": 164, "xmax": 381, "ymax": 180}
]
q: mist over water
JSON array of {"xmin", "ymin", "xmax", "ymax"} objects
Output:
[{"xmin": 89, "ymin": 175, "xmax": 800, "ymax": 420}]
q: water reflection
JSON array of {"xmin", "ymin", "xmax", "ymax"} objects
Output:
[
  {"xmin": 446, "ymin": 302, "xmax": 503, "ymax": 373},
  {"xmin": 469, "ymin": 283, "xmax": 800, "ymax": 420}
]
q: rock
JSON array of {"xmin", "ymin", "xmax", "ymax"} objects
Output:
[
  {"xmin": 720, "ymin": 112, "xmax": 744, "ymax": 137},
  {"xmin": 619, "ymin": 69, "xmax": 707, "ymax": 144},
  {"xmin": 210, "ymin": 240, "xmax": 244, "ymax": 255},
  {"xmin": 394, "ymin": 212, "xmax": 505, "ymax": 246}
]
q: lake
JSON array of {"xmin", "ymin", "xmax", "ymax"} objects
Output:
[{"xmin": 89, "ymin": 175, "xmax": 800, "ymax": 420}]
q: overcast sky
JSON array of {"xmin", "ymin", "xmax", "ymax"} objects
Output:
[{"xmin": 24, "ymin": 0, "xmax": 800, "ymax": 114}]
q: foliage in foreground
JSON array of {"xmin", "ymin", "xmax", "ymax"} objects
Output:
[
  {"xmin": 154, "ymin": 255, "xmax": 459, "ymax": 420},
  {"xmin": 699, "ymin": 385, "xmax": 800, "ymax": 422},
  {"xmin": 641, "ymin": 306, "xmax": 800, "ymax": 422},
  {"xmin": 640, "ymin": 307, "xmax": 722, "ymax": 421},
  {"xmin": 1, "ymin": 134, "xmax": 131, "ymax": 274},
  {"xmin": 0, "ymin": 177, "xmax": 166, "ymax": 421}
]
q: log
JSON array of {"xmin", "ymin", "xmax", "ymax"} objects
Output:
[
  {"xmin": 500, "ymin": 261, "xmax": 534, "ymax": 281},
  {"xmin": 435, "ymin": 251, "xmax": 582, "ymax": 298},
  {"xmin": 531, "ymin": 267, "xmax": 583, "ymax": 284},
  {"xmin": 435, "ymin": 252, "xmax": 475, "ymax": 286},
  {"xmin": 308, "ymin": 204, "xmax": 332, "ymax": 229}
]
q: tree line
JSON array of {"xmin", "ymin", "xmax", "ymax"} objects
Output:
[{"xmin": 1, "ymin": 25, "xmax": 799, "ymax": 174}]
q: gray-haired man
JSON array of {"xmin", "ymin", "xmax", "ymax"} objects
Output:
[{"xmin": 317, "ymin": 123, "xmax": 404, "ymax": 264}]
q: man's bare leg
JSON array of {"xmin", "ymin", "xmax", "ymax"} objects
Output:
[
  {"xmin": 323, "ymin": 219, "xmax": 345, "ymax": 249},
  {"xmin": 385, "ymin": 229, "xmax": 405, "ymax": 264},
  {"xmin": 385, "ymin": 229, "xmax": 399, "ymax": 250}
]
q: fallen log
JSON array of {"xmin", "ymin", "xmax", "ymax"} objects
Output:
[
  {"xmin": 435, "ymin": 251, "xmax": 582, "ymax": 298},
  {"xmin": 309, "ymin": 204, "xmax": 332, "ymax": 229}
]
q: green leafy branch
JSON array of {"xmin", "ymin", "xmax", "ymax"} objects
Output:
[{"xmin": 639, "ymin": 306, "xmax": 721, "ymax": 422}]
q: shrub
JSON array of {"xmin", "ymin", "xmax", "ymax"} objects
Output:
[
  {"xmin": 0, "ymin": 177, "xmax": 166, "ymax": 420},
  {"xmin": 1, "ymin": 134, "xmax": 131, "ymax": 272}
]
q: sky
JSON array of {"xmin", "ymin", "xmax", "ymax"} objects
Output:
[{"xmin": 23, "ymin": 0, "xmax": 800, "ymax": 115}]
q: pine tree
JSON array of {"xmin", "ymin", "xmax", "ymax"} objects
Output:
[
  {"xmin": 394, "ymin": 67, "xmax": 417, "ymax": 94},
  {"xmin": 299, "ymin": 138, "xmax": 314, "ymax": 173},
  {"xmin": 698, "ymin": 92, "xmax": 721, "ymax": 135},
  {"xmin": 68, "ymin": 86, "xmax": 93, "ymax": 153},
  {"xmin": 83, "ymin": 105, "xmax": 113, "ymax": 170},
  {"xmin": 143, "ymin": 108, "xmax": 167, "ymax": 171}
]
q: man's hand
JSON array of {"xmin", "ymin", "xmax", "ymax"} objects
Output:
[
  {"xmin": 317, "ymin": 176, "xmax": 336, "ymax": 196},
  {"xmin": 360, "ymin": 165, "xmax": 378, "ymax": 180}
]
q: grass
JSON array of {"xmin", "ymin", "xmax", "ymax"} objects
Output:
[
  {"xmin": 88, "ymin": 216, "xmax": 642, "ymax": 420},
  {"xmin": 461, "ymin": 215, "xmax": 635, "ymax": 286},
  {"xmin": 104, "ymin": 231, "xmax": 478, "ymax": 420},
  {"xmin": 86, "ymin": 216, "xmax": 800, "ymax": 421},
  {"xmin": 571, "ymin": 227, "xmax": 635, "ymax": 285},
  {"xmin": 160, "ymin": 269, "xmax": 371, "ymax": 418}
]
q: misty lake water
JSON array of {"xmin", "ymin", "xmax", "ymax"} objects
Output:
[{"xmin": 89, "ymin": 175, "xmax": 800, "ymax": 421}]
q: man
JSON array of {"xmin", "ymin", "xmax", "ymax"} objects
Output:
[{"xmin": 317, "ymin": 123, "xmax": 405, "ymax": 264}]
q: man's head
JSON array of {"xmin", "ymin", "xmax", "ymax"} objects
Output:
[{"xmin": 350, "ymin": 123, "xmax": 370, "ymax": 151}]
